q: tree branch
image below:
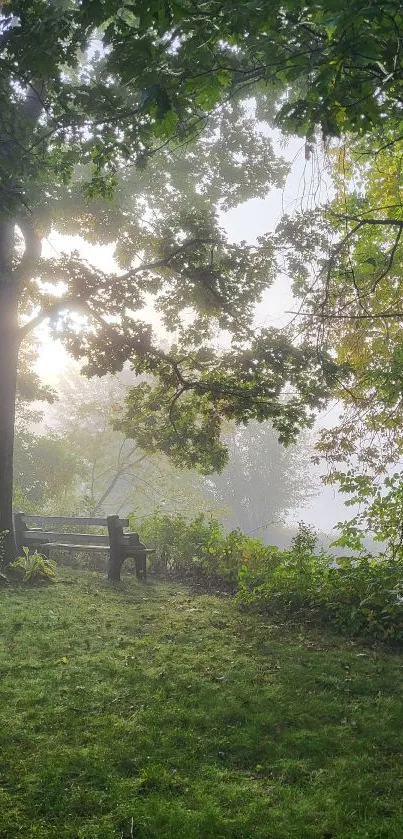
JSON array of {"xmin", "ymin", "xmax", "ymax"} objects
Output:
[
  {"xmin": 23, "ymin": 81, "xmax": 46, "ymax": 122},
  {"xmin": 94, "ymin": 451, "xmax": 149, "ymax": 514},
  {"xmin": 287, "ymin": 309, "xmax": 403, "ymax": 320},
  {"xmin": 332, "ymin": 212, "xmax": 403, "ymax": 228},
  {"xmin": 18, "ymin": 296, "xmax": 87, "ymax": 342},
  {"xmin": 371, "ymin": 226, "xmax": 403, "ymax": 291},
  {"xmin": 14, "ymin": 216, "xmax": 42, "ymax": 285},
  {"xmin": 119, "ymin": 237, "xmax": 223, "ymax": 281}
]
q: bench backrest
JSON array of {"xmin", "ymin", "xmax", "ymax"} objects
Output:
[
  {"xmin": 13, "ymin": 513, "xmax": 130, "ymax": 552},
  {"xmin": 21, "ymin": 515, "xmax": 129, "ymax": 527}
]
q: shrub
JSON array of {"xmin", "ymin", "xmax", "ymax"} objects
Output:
[
  {"xmin": 237, "ymin": 523, "xmax": 403, "ymax": 643},
  {"xmin": 133, "ymin": 513, "xmax": 403, "ymax": 644},
  {"xmin": 133, "ymin": 512, "xmax": 219, "ymax": 578},
  {"xmin": 11, "ymin": 546, "xmax": 57, "ymax": 585},
  {"xmin": 131, "ymin": 511, "xmax": 275, "ymax": 585}
]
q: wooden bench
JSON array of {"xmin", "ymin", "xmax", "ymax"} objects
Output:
[{"xmin": 13, "ymin": 513, "xmax": 155, "ymax": 582}]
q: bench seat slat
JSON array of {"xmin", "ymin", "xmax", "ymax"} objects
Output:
[
  {"xmin": 23, "ymin": 531, "xmax": 109, "ymax": 546},
  {"xmin": 48, "ymin": 543, "xmax": 110, "ymax": 553},
  {"xmin": 22, "ymin": 535, "xmax": 156, "ymax": 555},
  {"xmin": 46, "ymin": 544, "xmax": 156, "ymax": 554}
]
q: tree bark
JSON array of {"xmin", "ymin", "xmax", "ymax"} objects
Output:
[
  {"xmin": 0, "ymin": 83, "xmax": 44, "ymax": 567},
  {"xmin": 0, "ymin": 221, "xmax": 18, "ymax": 565}
]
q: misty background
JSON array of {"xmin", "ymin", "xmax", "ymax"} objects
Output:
[{"xmin": 27, "ymin": 133, "xmax": 348, "ymax": 545}]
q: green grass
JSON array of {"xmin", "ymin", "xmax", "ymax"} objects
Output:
[{"xmin": 1, "ymin": 569, "xmax": 403, "ymax": 838}]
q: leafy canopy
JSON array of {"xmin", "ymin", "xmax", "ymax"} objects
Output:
[{"xmin": 5, "ymin": 0, "xmax": 402, "ymax": 478}]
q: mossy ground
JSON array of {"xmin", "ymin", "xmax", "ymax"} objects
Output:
[{"xmin": 1, "ymin": 568, "xmax": 403, "ymax": 838}]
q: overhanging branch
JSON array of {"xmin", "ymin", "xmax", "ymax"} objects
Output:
[
  {"xmin": 18, "ymin": 296, "xmax": 87, "ymax": 342},
  {"xmin": 331, "ymin": 212, "xmax": 403, "ymax": 229},
  {"xmin": 14, "ymin": 216, "xmax": 42, "ymax": 285},
  {"xmin": 287, "ymin": 309, "xmax": 403, "ymax": 320}
]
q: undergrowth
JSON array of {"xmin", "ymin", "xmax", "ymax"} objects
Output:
[
  {"xmin": 11, "ymin": 546, "xmax": 57, "ymax": 585},
  {"xmin": 134, "ymin": 513, "xmax": 403, "ymax": 644},
  {"xmin": 237, "ymin": 525, "xmax": 403, "ymax": 644}
]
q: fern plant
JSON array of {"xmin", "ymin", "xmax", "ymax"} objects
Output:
[{"xmin": 11, "ymin": 547, "xmax": 57, "ymax": 585}]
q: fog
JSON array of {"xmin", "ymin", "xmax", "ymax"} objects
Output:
[{"xmin": 31, "ymin": 133, "xmax": 350, "ymax": 544}]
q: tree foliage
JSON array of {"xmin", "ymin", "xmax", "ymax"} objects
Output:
[
  {"xmin": 281, "ymin": 111, "xmax": 403, "ymax": 553},
  {"xmin": 2, "ymin": 0, "xmax": 403, "ymax": 560},
  {"xmin": 13, "ymin": 430, "xmax": 80, "ymax": 514},
  {"xmin": 3, "ymin": 0, "xmax": 401, "ymax": 212},
  {"xmin": 114, "ymin": 331, "xmax": 335, "ymax": 472},
  {"xmin": 13, "ymin": 340, "xmax": 80, "ymax": 513}
]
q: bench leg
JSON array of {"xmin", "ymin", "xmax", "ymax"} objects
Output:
[
  {"xmin": 135, "ymin": 549, "xmax": 147, "ymax": 581},
  {"xmin": 108, "ymin": 544, "xmax": 124, "ymax": 582}
]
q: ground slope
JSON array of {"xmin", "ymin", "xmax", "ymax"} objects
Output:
[{"xmin": 1, "ymin": 569, "xmax": 403, "ymax": 838}]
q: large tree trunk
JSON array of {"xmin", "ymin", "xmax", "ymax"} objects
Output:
[
  {"xmin": 0, "ymin": 221, "xmax": 18, "ymax": 566},
  {"xmin": 0, "ymin": 85, "xmax": 44, "ymax": 567}
]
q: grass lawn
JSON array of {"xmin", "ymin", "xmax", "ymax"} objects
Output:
[{"xmin": 1, "ymin": 569, "xmax": 403, "ymax": 838}]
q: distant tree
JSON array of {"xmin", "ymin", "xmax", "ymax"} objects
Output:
[
  {"xmin": 13, "ymin": 339, "xmax": 80, "ymax": 513},
  {"xmin": 13, "ymin": 430, "xmax": 80, "ymax": 514},
  {"xmin": 204, "ymin": 422, "xmax": 316, "ymax": 537},
  {"xmin": 47, "ymin": 368, "xmax": 215, "ymax": 520}
]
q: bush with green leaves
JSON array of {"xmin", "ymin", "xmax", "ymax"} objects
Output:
[
  {"xmin": 131, "ymin": 513, "xmax": 403, "ymax": 643},
  {"xmin": 237, "ymin": 523, "xmax": 403, "ymax": 643},
  {"xmin": 11, "ymin": 547, "xmax": 57, "ymax": 585},
  {"xmin": 132, "ymin": 511, "xmax": 272, "ymax": 585}
]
